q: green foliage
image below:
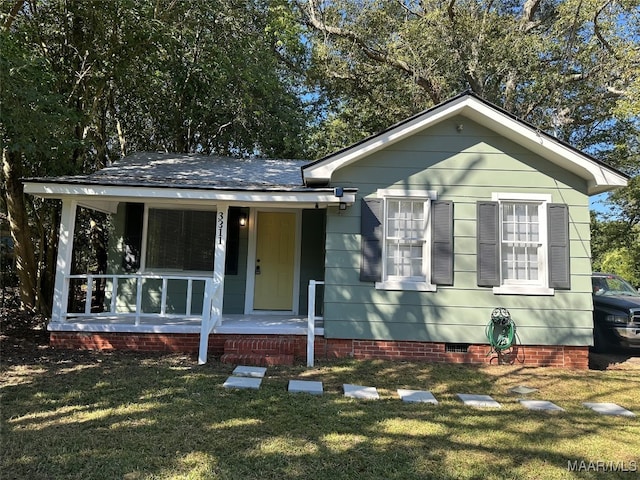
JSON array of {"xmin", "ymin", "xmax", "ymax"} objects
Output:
[
  {"xmin": 591, "ymin": 211, "xmax": 640, "ymax": 287},
  {"xmin": 0, "ymin": 32, "xmax": 79, "ymax": 174},
  {"xmin": 301, "ymin": 0, "xmax": 640, "ymax": 165},
  {"xmin": 1, "ymin": 0, "xmax": 311, "ymax": 311},
  {"xmin": 599, "ymin": 247, "xmax": 640, "ymax": 286},
  {"xmin": 3, "ymin": 0, "xmax": 309, "ymax": 161}
]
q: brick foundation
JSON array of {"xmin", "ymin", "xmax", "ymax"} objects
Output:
[{"xmin": 49, "ymin": 332, "xmax": 589, "ymax": 369}]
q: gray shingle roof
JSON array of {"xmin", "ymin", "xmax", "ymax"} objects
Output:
[{"xmin": 36, "ymin": 152, "xmax": 313, "ymax": 190}]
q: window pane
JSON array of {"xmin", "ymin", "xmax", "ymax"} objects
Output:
[
  {"xmin": 146, "ymin": 209, "xmax": 215, "ymax": 271},
  {"xmin": 502, "ymin": 244, "xmax": 539, "ymax": 281},
  {"xmin": 384, "ymin": 198, "xmax": 427, "ymax": 280},
  {"xmin": 184, "ymin": 211, "xmax": 216, "ymax": 270},
  {"xmin": 388, "ymin": 244, "xmax": 423, "ymax": 277},
  {"xmin": 147, "ymin": 210, "xmax": 183, "ymax": 269},
  {"xmin": 500, "ymin": 201, "xmax": 542, "ymax": 283}
]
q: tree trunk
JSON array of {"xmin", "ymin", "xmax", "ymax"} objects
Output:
[
  {"xmin": 2, "ymin": 148, "xmax": 37, "ymax": 311},
  {"xmin": 40, "ymin": 205, "xmax": 59, "ymax": 316}
]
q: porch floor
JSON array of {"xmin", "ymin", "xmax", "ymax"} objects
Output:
[{"xmin": 48, "ymin": 314, "xmax": 324, "ymax": 336}]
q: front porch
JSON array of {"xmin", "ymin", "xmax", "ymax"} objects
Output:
[
  {"xmin": 48, "ymin": 312, "xmax": 324, "ymax": 336},
  {"xmin": 52, "ymin": 270, "xmax": 325, "ymax": 365},
  {"xmin": 48, "ymin": 313, "xmax": 326, "ymax": 367}
]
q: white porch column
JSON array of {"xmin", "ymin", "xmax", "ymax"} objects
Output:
[
  {"xmin": 51, "ymin": 198, "xmax": 77, "ymax": 322},
  {"xmin": 199, "ymin": 202, "xmax": 229, "ymax": 364}
]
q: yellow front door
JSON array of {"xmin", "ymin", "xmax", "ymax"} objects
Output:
[{"xmin": 254, "ymin": 211, "xmax": 296, "ymax": 310}]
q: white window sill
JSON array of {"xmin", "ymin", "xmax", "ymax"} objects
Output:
[
  {"xmin": 375, "ymin": 280, "xmax": 437, "ymax": 292},
  {"xmin": 493, "ymin": 285, "xmax": 555, "ymax": 296}
]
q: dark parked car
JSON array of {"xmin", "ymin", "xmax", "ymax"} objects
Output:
[{"xmin": 591, "ymin": 273, "xmax": 640, "ymax": 352}]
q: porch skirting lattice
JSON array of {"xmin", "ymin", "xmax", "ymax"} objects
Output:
[{"xmin": 49, "ymin": 332, "xmax": 589, "ymax": 369}]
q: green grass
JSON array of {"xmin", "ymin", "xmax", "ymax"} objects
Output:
[{"xmin": 1, "ymin": 352, "xmax": 639, "ymax": 479}]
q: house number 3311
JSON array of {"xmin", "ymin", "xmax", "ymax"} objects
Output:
[{"xmin": 218, "ymin": 212, "xmax": 224, "ymax": 244}]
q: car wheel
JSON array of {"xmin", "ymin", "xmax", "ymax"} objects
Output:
[{"xmin": 593, "ymin": 326, "xmax": 613, "ymax": 353}]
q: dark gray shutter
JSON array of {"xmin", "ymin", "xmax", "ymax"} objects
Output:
[
  {"xmin": 477, "ymin": 201, "xmax": 500, "ymax": 287},
  {"xmin": 548, "ymin": 203, "xmax": 571, "ymax": 289},
  {"xmin": 122, "ymin": 203, "xmax": 144, "ymax": 272},
  {"xmin": 431, "ymin": 201, "xmax": 454, "ymax": 285},
  {"xmin": 360, "ymin": 198, "xmax": 383, "ymax": 282}
]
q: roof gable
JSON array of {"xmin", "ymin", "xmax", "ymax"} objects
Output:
[{"xmin": 302, "ymin": 92, "xmax": 628, "ymax": 195}]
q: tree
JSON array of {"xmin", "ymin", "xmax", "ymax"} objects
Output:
[
  {"xmin": 299, "ymin": 0, "xmax": 640, "ymax": 163},
  {"xmin": 1, "ymin": 24, "xmax": 79, "ymax": 312},
  {"xmin": 1, "ymin": 0, "xmax": 309, "ymax": 313}
]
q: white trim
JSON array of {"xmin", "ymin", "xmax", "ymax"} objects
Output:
[
  {"xmin": 374, "ymin": 190, "xmax": 436, "ymax": 292},
  {"xmin": 302, "ymin": 95, "xmax": 627, "ymax": 194},
  {"xmin": 493, "ymin": 285, "xmax": 555, "ymax": 296},
  {"xmin": 376, "ymin": 188, "xmax": 438, "ymax": 199},
  {"xmin": 77, "ymin": 200, "xmax": 119, "ymax": 214},
  {"xmin": 492, "ymin": 193, "xmax": 553, "ymax": 295},
  {"xmin": 48, "ymin": 322, "xmax": 202, "ymax": 334},
  {"xmin": 375, "ymin": 280, "xmax": 437, "ymax": 292},
  {"xmin": 23, "ymin": 182, "xmax": 357, "ymax": 205},
  {"xmin": 52, "ymin": 199, "xmax": 77, "ymax": 322},
  {"xmin": 47, "ymin": 314, "xmax": 324, "ymax": 336},
  {"xmin": 244, "ymin": 208, "xmax": 302, "ymax": 315}
]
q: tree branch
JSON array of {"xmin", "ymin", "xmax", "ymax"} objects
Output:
[
  {"xmin": 2, "ymin": 0, "xmax": 25, "ymax": 32},
  {"xmin": 396, "ymin": 0, "xmax": 423, "ymax": 18},
  {"xmin": 594, "ymin": 1, "xmax": 615, "ymax": 55},
  {"xmin": 304, "ymin": 0, "xmax": 442, "ymax": 103},
  {"xmin": 521, "ymin": 0, "xmax": 542, "ymax": 32}
]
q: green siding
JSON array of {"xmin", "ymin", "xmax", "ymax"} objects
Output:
[
  {"xmin": 222, "ymin": 207, "xmax": 249, "ymax": 314},
  {"xmin": 323, "ymin": 116, "xmax": 594, "ymax": 347}
]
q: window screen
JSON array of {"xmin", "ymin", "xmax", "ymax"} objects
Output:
[{"xmin": 146, "ymin": 209, "xmax": 215, "ymax": 271}]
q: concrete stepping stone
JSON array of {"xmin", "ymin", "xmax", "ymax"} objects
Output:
[
  {"xmin": 398, "ymin": 389, "xmax": 438, "ymax": 404},
  {"xmin": 457, "ymin": 394, "xmax": 502, "ymax": 408},
  {"xmin": 583, "ymin": 402, "xmax": 635, "ymax": 417},
  {"xmin": 223, "ymin": 376, "xmax": 262, "ymax": 390},
  {"xmin": 519, "ymin": 400, "xmax": 564, "ymax": 412},
  {"xmin": 232, "ymin": 366, "xmax": 267, "ymax": 378},
  {"xmin": 343, "ymin": 384, "xmax": 379, "ymax": 400},
  {"xmin": 288, "ymin": 380, "xmax": 323, "ymax": 395},
  {"xmin": 510, "ymin": 385, "xmax": 538, "ymax": 395}
]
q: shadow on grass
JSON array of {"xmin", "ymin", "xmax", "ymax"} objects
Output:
[{"xmin": 1, "ymin": 351, "xmax": 639, "ymax": 480}]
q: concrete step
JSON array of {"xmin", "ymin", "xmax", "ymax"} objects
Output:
[
  {"xmin": 223, "ymin": 338, "xmax": 295, "ymax": 356},
  {"xmin": 220, "ymin": 353, "xmax": 294, "ymax": 366}
]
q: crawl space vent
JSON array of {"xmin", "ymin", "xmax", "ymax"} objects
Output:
[{"xmin": 445, "ymin": 343, "xmax": 470, "ymax": 353}]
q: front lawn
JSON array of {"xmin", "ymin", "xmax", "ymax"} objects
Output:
[{"xmin": 1, "ymin": 344, "xmax": 639, "ymax": 480}]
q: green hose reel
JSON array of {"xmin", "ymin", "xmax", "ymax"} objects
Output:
[{"xmin": 486, "ymin": 307, "xmax": 516, "ymax": 355}]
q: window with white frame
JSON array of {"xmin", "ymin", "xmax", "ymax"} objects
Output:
[
  {"xmin": 376, "ymin": 190, "xmax": 437, "ymax": 291},
  {"xmin": 500, "ymin": 202, "xmax": 543, "ymax": 283},
  {"xmin": 385, "ymin": 199, "xmax": 427, "ymax": 280},
  {"xmin": 145, "ymin": 208, "xmax": 216, "ymax": 272},
  {"xmin": 494, "ymin": 193, "xmax": 551, "ymax": 293}
]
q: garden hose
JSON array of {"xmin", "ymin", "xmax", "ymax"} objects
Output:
[{"xmin": 486, "ymin": 307, "xmax": 516, "ymax": 355}]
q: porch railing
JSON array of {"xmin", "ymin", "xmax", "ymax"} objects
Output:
[
  {"xmin": 307, "ymin": 280, "xmax": 324, "ymax": 367},
  {"xmin": 63, "ymin": 274, "xmax": 220, "ymax": 326}
]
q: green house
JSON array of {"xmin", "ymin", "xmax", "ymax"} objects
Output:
[{"xmin": 25, "ymin": 92, "xmax": 628, "ymax": 368}]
